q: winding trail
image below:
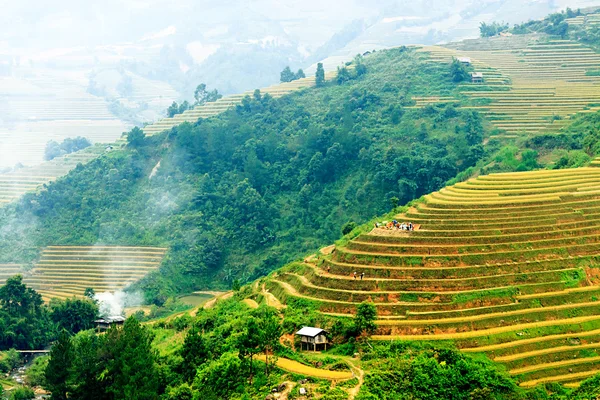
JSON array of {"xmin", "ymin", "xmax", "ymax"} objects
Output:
[{"xmin": 255, "ymin": 355, "xmax": 353, "ymax": 380}]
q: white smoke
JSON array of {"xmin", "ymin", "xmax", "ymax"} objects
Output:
[{"xmin": 95, "ymin": 290, "xmax": 144, "ymax": 317}]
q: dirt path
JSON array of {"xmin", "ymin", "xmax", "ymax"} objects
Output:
[
  {"xmin": 277, "ymin": 381, "xmax": 296, "ymax": 399},
  {"xmin": 320, "ymin": 245, "xmax": 336, "ymax": 255},
  {"xmin": 255, "ymin": 355, "xmax": 353, "ymax": 380},
  {"xmin": 202, "ymin": 291, "xmax": 233, "ymax": 310},
  {"xmin": 262, "ymin": 283, "xmax": 284, "ymax": 309},
  {"xmin": 346, "ymin": 358, "xmax": 364, "ymax": 400},
  {"xmin": 243, "ymin": 298, "xmax": 259, "ymax": 309}
]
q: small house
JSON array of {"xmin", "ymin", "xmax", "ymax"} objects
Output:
[
  {"xmin": 457, "ymin": 57, "xmax": 471, "ymax": 66},
  {"xmin": 296, "ymin": 327, "xmax": 329, "ymax": 351},
  {"xmin": 95, "ymin": 316, "xmax": 126, "ymax": 331},
  {"xmin": 471, "ymin": 72, "xmax": 484, "ymax": 83}
]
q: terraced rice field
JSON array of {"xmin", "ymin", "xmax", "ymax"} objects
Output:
[
  {"xmin": 23, "ymin": 246, "xmax": 167, "ymax": 301},
  {"xmin": 142, "ymin": 71, "xmax": 338, "ymax": 136},
  {"xmin": 0, "ymin": 264, "xmax": 23, "ymax": 285},
  {"xmin": 0, "ymin": 144, "xmax": 110, "ymax": 205},
  {"xmin": 416, "ymin": 34, "xmax": 600, "ymax": 138},
  {"xmin": 266, "ymin": 164, "xmax": 600, "ymax": 387},
  {"xmin": 0, "ymin": 69, "xmax": 342, "ymax": 206}
]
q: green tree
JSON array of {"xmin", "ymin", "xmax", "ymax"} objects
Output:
[
  {"xmin": 237, "ymin": 317, "xmax": 262, "ymax": 383},
  {"xmin": 166, "ymin": 383, "xmax": 195, "ymax": 400},
  {"xmin": 280, "ymin": 66, "xmax": 296, "ymax": 83},
  {"xmin": 479, "ymin": 21, "xmax": 509, "ymax": 37},
  {"xmin": 295, "ymin": 69, "xmax": 306, "ymax": 79},
  {"xmin": 194, "ymin": 83, "xmax": 222, "ymax": 105},
  {"xmin": 84, "ymin": 288, "xmax": 95, "ymax": 300},
  {"xmin": 45, "ymin": 331, "xmax": 73, "ymax": 400},
  {"xmin": 342, "ymin": 221, "xmax": 357, "ymax": 236},
  {"xmin": 8, "ymin": 387, "xmax": 35, "ymax": 400},
  {"xmin": 50, "ymin": 298, "xmax": 98, "ymax": 334},
  {"xmin": 354, "ymin": 302, "xmax": 377, "ymax": 335},
  {"xmin": 336, "ymin": 66, "xmax": 351, "ymax": 84},
  {"xmin": 127, "ymin": 127, "xmax": 146, "ymax": 148},
  {"xmin": 315, "ymin": 63, "xmax": 325, "ymax": 87},
  {"xmin": 180, "ymin": 327, "xmax": 209, "ymax": 382},
  {"xmin": 167, "ymin": 101, "xmax": 180, "ymax": 117},
  {"xmin": 104, "ymin": 317, "xmax": 158, "ymax": 400},
  {"xmin": 254, "ymin": 306, "xmax": 281, "ymax": 376},
  {"xmin": 69, "ymin": 332, "xmax": 107, "ymax": 400},
  {"xmin": 0, "ymin": 275, "xmax": 51, "ymax": 350},
  {"xmin": 450, "ymin": 58, "xmax": 470, "ymax": 83}
]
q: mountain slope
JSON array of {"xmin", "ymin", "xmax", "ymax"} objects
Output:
[
  {"xmin": 264, "ymin": 161, "xmax": 600, "ymax": 388},
  {"xmin": 0, "ymin": 47, "xmax": 490, "ymax": 301}
]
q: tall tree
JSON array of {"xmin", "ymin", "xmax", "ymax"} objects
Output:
[
  {"xmin": 280, "ymin": 66, "xmax": 296, "ymax": 83},
  {"xmin": 254, "ymin": 306, "xmax": 281, "ymax": 376},
  {"xmin": 315, "ymin": 63, "xmax": 325, "ymax": 87},
  {"xmin": 237, "ymin": 317, "xmax": 262, "ymax": 383},
  {"xmin": 104, "ymin": 317, "xmax": 159, "ymax": 400},
  {"xmin": 69, "ymin": 332, "xmax": 108, "ymax": 400},
  {"xmin": 127, "ymin": 127, "xmax": 146, "ymax": 148},
  {"xmin": 180, "ymin": 327, "xmax": 209, "ymax": 382},
  {"xmin": 0, "ymin": 275, "xmax": 51, "ymax": 350},
  {"xmin": 195, "ymin": 83, "xmax": 222, "ymax": 105},
  {"xmin": 354, "ymin": 302, "xmax": 377, "ymax": 335},
  {"xmin": 450, "ymin": 58, "xmax": 470, "ymax": 83},
  {"xmin": 50, "ymin": 298, "xmax": 98, "ymax": 334},
  {"xmin": 45, "ymin": 331, "xmax": 73, "ymax": 400}
]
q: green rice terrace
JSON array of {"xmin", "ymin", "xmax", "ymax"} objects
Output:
[
  {"xmin": 1, "ymin": 246, "xmax": 168, "ymax": 301},
  {"xmin": 416, "ymin": 34, "xmax": 600, "ymax": 138},
  {"xmin": 265, "ymin": 163, "xmax": 600, "ymax": 388}
]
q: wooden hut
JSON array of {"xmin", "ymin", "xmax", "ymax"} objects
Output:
[
  {"xmin": 95, "ymin": 316, "xmax": 126, "ymax": 331},
  {"xmin": 296, "ymin": 327, "xmax": 329, "ymax": 351},
  {"xmin": 471, "ymin": 72, "xmax": 484, "ymax": 83}
]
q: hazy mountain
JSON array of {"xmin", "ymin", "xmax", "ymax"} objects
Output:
[{"xmin": 0, "ymin": 0, "xmax": 598, "ymax": 167}]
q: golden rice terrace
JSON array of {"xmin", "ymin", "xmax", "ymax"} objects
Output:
[
  {"xmin": 267, "ymin": 163, "xmax": 600, "ymax": 388},
  {"xmin": 416, "ymin": 34, "xmax": 600, "ymax": 138},
  {"xmin": 22, "ymin": 246, "xmax": 167, "ymax": 301}
]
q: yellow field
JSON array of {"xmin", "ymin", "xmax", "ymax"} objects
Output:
[
  {"xmin": 416, "ymin": 34, "xmax": 600, "ymax": 137},
  {"xmin": 24, "ymin": 245, "xmax": 167, "ymax": 300},
  {"xmin": 267, "ymin": 163, "xmax": 600, "ymax": 387},
  {"xmin": 255, "ymin": 355, "xmax": 353, "ymax": 380}
]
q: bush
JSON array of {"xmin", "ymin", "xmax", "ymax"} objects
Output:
[
  {"xmin": 341, "ymin": 221, "xmax": 357, "ymax": 236},
  {"xmin": 8, "ymin": 387, "xmax": 35, "ymax": 400}
]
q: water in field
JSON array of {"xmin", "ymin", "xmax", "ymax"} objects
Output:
[{"xmin": 179, "ymin": 293, "xmax": 214, "ymax": 307}]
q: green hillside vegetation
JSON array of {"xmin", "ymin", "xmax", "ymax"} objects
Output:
[{"xmin": 0, "ymin": 47, "xmax": 490, "ymax": 303}]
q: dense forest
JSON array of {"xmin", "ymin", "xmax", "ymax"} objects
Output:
[{"xmin": 0, "ymin": 48, "xmax": 490, "ymax": 303}]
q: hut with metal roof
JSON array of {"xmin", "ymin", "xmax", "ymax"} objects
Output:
[{"xmin": 295, "ymin": 327, "xmax": 329, "ymax": 351}]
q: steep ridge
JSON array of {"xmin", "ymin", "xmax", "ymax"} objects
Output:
[
  {"xmin": 267, "ymin": 162, "xmax": 600, "ymax": 388},
  {"xmin": 416, "ymin": 34, "xmax": 600, "ymax": 138}
]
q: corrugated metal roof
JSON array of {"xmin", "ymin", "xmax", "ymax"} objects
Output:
[{"xmin": 295, "ymin": 327, "xmax": 326, "ymax": 337}]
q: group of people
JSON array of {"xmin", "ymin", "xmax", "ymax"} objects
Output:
[
  {"xmin": 326, "ymin": 266, "xmax": 365, "ymax": 280},
  {"xmin": 375, "ymin": 220, "xmax": 414, "ymax": 231}
]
